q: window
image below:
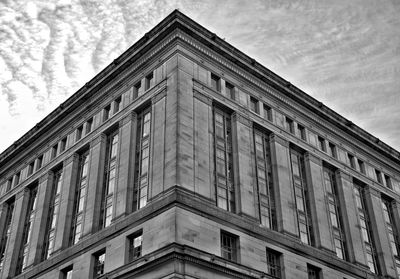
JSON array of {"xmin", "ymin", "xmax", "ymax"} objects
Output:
[
  {"xmin": 13, "ymin": 171, "xmax": 21, "ymax": 187},
  {"xmin": 0, "ymin": 200, "xmax": 15, "ymax": 273},
  {"xmin": 61, "ymin": 266, "xmax": 73, "ymax": 279},
  {"xmin": 100, "ymin": 131, "xmax": 119, "ymax": 228},
  {"xmin": 113, "ymin": 96, "xmax": 122, "ymax": 114},
  {"xmin": 128, "ymin": 231, "xmax": 143, "ymax": 261},
  {"xmin": 214, "ymin": 107, "xmax": 235, "ymax": 212},
  {"xmin": 353, "ymin": 182, "xmax": 378, "ymax": 273},
  {"xmin": 250, "ymin": 97, "xmax": 259, "ymax": 114},
  {"xmin": 60, "ymin": 137, "xmax": 67, "ymax": 153},
  {"xmin": 263, "ymin": 104, "xmax": 273, "ymax": 121},
  {"xmin": 323, "ymin": 167, "xmax": 346, "ymax": 260},
  {"xmin": 86, "ymin": 118, "xmax": 93, "ymax": 134},
  {"xmin": 220, "ymin": 231, "xmax": 238, "ymax": 262},
  {"xmin": 384, "ymin": 174, "xmax": 392, "ymax": 189},
  {"xmin": 375, "ymin": 169, "xmax": 382, "ymax": 184},
  {"xmin": 6, "ymin": 178, "xmax": 12, "ymax": 192},
  {"xmin": 27, "ymin": 161, "xmax": 34, "ymax": 176},
  {"xmin": 145, "ymin": 72, "xmax": 154, "ymax": 90},
  {"xmin": 298, "ymin": 124, "xmax": 306, "ymax": 140},
  {"xmin": 307, "ymin": 264, "xmax": 321, "ymax": 279},
  {"xmin": 51, "ymin": 144, "xmax": 58, "ymax": 160},
  {"xmin": 70, "ymin": 151, "xmax": 89, "ymax": 245},
  {"xmin": 381, "ymin": 199, "xmax": 400, "ymax": 275},
  {"xmin": 318, "ymin": 136, "xmax": 326, "ymax": 152},
  {"xmin": 211, "ymin": 73, "xmax": 221, "ymax": 92},
  {"xmin": 76, "ymin": 125, "xmax": 83, "ymax": 141},
  {"xmin": 103, "ymin": 105, "xmax": 111, "ymax": 122},
  {"xmin": 290, "ymin": 149, "xmax": 313, "ymax": 245},
  {"xmin": 285, "ymin": 117, "xmax": 294, "ymax": 134},
  {"xmin": 93, "ymin": 251, "xmax": 105, "ymax": 278},
  {"xmin": 16, "ymin": 186, "xmax": 38, "ymax": 274},
  {"xmin": 254, "ymin": 129, "xmax": 276, "ymax": 229},
  {"xmin": 266, "ymin": 248, "xmax": 281, "ymax": 278},
  {"xmin": 36, "ymin": 154, "xmax": 43, "ymax": 170},
  {"xmin": 42, "ymin": 169, "xmax": 63, "ymax": 260},
  {"xmin": 225, "ymin": 82, "xmax": 235, "ymax": 100},
  {"xmin": 357, "ymin": 159, "xmax": 365, "ymax": 174},
  {"xmin": 347, "ymin": 154, "xmax": 355, "ymax": 169},
  {"xmin": 134, "ymin": 81, "xmax": 141, "ymax": 99},
  {"xmin": 328, "ymin": 142, "xmax": 336, "ymax": 158}
]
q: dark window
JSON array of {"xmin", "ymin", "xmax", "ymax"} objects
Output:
[
  {"xmin": 347, "ymin": 154, "xmax": 355, "ymax": 169},
  {"xmin": 298, "ymin": 124, "xmax": 306, "ymax": 140},
  {"xmin": 250, "ymin": 97, "xmax": 259, "ymax": 114},
  {"xmin": 225, "ymin": 82, "xmax": 235, "ymax": 99},
  {"xmin": 318, "ymin": 136, "xmax": 326, "ymax": 152},
  {"xmin": 6, "ymin": 178, "xmax": 12, "ymax": 192},
  {"xmin": 76, "ymin": 125, "xmax": 83, "ymax": 141},
  {"xmin": 254, "ymin": 129, "xmax": 276, "ymax": 230},
  {"xmin": 375, "ymin": 169, "xmax": 383, "ymax": 184},
  {"xmin": 220, "ymin": 231, "xmax": 238, "ymax": 262},
  {"xmin": 86, "ymin": 118, "xmax": 93, "ymax": 134},
  {"xmin": 13, "ymin": 172, "xmax": 20, "ymax": 187},
  {"xmin": 27, "ymin": 161, "xmax": 35, "ymax": 176},
  {"xmin": 61, "ymin": 266, "xmax": 73, "ymax": 279},
  {"xmin": 211, "ymin": 73, "xmax": 221, "ymax": 92},
  {"xmin": 93, "ymin": 251, "xmax": 105, "ymax": 278},
  {"xmin": 285, "ymin": 117, "xmax": 294, "ymax": 134},
  {"xmin": 0, "ymin": 200, "xmax": 15, "ymax": 273},
  {"xmin": 266, "ymin": 248, "xmax": 281, "ymax": 278},
  {"xmin": 263, "ymin": 104, "xmax": 273, "ymax": 121},
  {"xmin": 36, "ymin": 154, "xmax": 43, "ymax": 170},
  {"xmin": 328, "ymin": 143, "xmax": 336, "ymax": 158},
  {"xmin": 114, "ymin": 96, "xmax": 122, "ymax": 114},
  {"xmin": 103, "ymin": 105, "xmax": 111, "ymax": 122},
  {"xmin": 290, "ymin": 149, "xmax": 313, "ymax": 245},
  {"xmin": 70, "ymin": 151, "xmax": 89, "ymax": 245},
  {"xmin": 134, "ymin": 81, "xmax": 141, "ymax": 99},
  {"xmin": 42, "ymin": 169, "xmax": 63, "ymax": 260},
  {"xmin": 307, "ymin": 264, "xmax": 321, "ymax": 279},
  {"xmin": 381, "ymin": 200, "xmax": 399, "ymax": 259},
  {"xmin": 145, "ymin": 72, "xmax": 154, "ymax": 90},
  {"xmin": 100, "ymin": 131, "xmax": 119, "ymax": 228},
  {"xmin": 16, "ymin": 186, "xmax": 38, "ymax": 274},
  {"xmin": 384, "ymin": 174, "xmax": 392, "ymax": 189},
  {"xmin": 128, "ymin": 231, "xmax": 143, "ymax": 261},
  {"xmin": 358, "ymin": 159, "xmax": 365, "ymax": 174},
  {"xmin": 214, "ymin": 107, "xmax": 235, "ymax": 212},
  {"xmin": 60, "ymin": 137, "xmax": 67, "ymax": 153},
  {"xmin": 51, "ymin": 144, "xmax": 58, "ymax": 159}
]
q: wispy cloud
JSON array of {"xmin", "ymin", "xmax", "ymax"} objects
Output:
[{"xmin": 0, "ymin": 0, "xmax": 399, "ymax": 152}]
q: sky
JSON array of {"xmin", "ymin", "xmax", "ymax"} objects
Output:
[{"xmin": 0, "ymin": 0, "xmax": 399, "ymax": 153}]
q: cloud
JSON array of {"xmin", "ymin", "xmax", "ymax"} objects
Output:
[{"xmin": 0, "ymin": 0, "xmax": 399, "ymax": 153}]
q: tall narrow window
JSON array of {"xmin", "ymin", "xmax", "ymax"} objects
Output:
[
  {"xmin": 145, "ymin": 72, "xmax": 154, "ymax": 90},
  {"xmin": 76, "ymin": 125, "xmax": 83, "ymax": 141},
  {"xmin": 317, "ymin": 136, "xmax": 326, "ymax": 152},
  {"xmin": 103, "ymin": 105, "xmax": 111, "ymax": 122},
  {"xmin": 13, "ymin": 172, "xmax": 21, "ymax": 187},
  {"xmin": 128, "ymin": 231, "xmax": 143, "ymax": 262},
  {"xmin": 0, "ymin": 200, "xmax": 15, "ymax": 273},
  {"xmin": 266, "ymin": 248, "xmax": 281, "ymax": 278},
  {"xmin": 384, "ymin": 174, "xmax": 392, "ymax": 189},
  {"xmin": 225, "ymin": 82, "xmax": 235, "ymax": 100},
  {"xmin": 70, "ymin": 151, "xmax": 89, "ymax": 245},
  {"xmin": 357, "ymin": 159, "xmax": 365, "ymax": 174},
  {"xmin": 298, "ymin": 124, "xmax": 306, "ymax": 141},
  {"xmin": 220, "ymin": 231, "xmax": 238, "ymax": 262},
  {"xmin": 285, "ymin": 117, "xmax": 294, "ymax": 134},
  {"xmin": 36, "ymin": 154, "xmax": 43, "ymax": 170},
  {"xmin": 42, "ymin": 169, "xmax": 63, "ymax": 260},
  {"xmin": 211, "ymin": 73, "xmax": 221, "ymax": 92},
  {"xmin": 214, "ymin": 108, "xmax": 235, "ymax": 212},
  {"xmin": 290, "ymin": 149, "xmax": 313, "ymax": 245},
  {"xmin": 27, "ymin": 161, "xmax": 35, "ymax": 176},
  {"xmin": 328, "ymin": 143, "xmax": 337, "ymax": 158},
  {"xmin": 113, "ymin": 96, "xmax": 121, "ymax": 114},
  {"xmin": 307, "ymin": 264, "xmax": 321, "ymax": 279},
  {"xmin": 347, "ymin": 154, "xmax": 355, "ymax": 169},
  {"xmin": 86, "ymin": 117, "xmax": 93, "ymax": 134},
  {"xmin": 375, "ymin": 169, "xmax": 382, "ymax": 184},
  {"xmin": 100, "ymin": 131, "xmax": 119, "ymax": 228},
  {"xmin": 134, "ymin": 81, "xmax": 141, "ymax": 99},
  {"xmin": 353, "ymin": 182, "xmax": 378, "ymax": 273},
  {"xmin": 254, "ymin": 129, "xmax": 276, "ymax": 229},
  {"xmin": 16, "ymin": 186, "xmax": 38, "ymax": 274},
  {"xmin": 382, "ymin": 199, "xmax": 400, "ymax": 276},
  {"xmin": 93, "ymin": 251, "xmax": 105, "ymax": 278},
  {"xmin": 60, "ymin": 137, "xmax": 67, "ymax": 153},
  {"xmin": 323, "ymin": 168, "xmax": 346, "ymax": 259},
  {"xmin": 250, "ymin": 97, "xmax": 259, "ymax": 114},
  {"xmin": 134, "ymin": 110, "xmax": 151, "ymax": 210},
  {"xmin": 61, "ymin": 266, "xmax": 73, "ymax": 279}
]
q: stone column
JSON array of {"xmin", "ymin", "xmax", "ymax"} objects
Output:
[
  {"xmin": 270, "ymin": 134, "xmax": 298, "ymax": 237},
  {"xmin": 231, "ymin": 113, "xmax": 258, "ymax": 219},
  {"xmin": 304, "ymin": 153, "xmax": 333, "ymax": 252},
  {"xmin": 364, "ymin": 186, "xmax": 397, "ymax": 278},
  {"xmin": 53, "ymin": 154, "xmax": 80, "ymax": 253},
  {"xmin": 1, "ymin": 188, "xmax": 30, "ymax": 277},
  {"xmin": 82, "ymin": 134, "xmax": 107, "ymax": 236},
  {"xmin": 25, "ymin": 172, "xmax": 53, "ymax": 267},
  {"xmin": 114, "ymin": 112, "xmax": 136, "ymax": 219},
  {"xmin": 335, "ymin": 171, "xmax": 367, "ymax": 267}
]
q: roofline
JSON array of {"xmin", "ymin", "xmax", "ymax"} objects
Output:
[{"xmin": 1, "ymin": 9, "xmax": 399, "ymax": 167}]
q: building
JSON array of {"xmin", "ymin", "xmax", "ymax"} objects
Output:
[{"xmin": 1, "ymin": 10, "xmax": 400, "ymax": 279}]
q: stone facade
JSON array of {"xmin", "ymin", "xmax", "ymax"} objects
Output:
[{"xmin": 1, "ymin": 10, "xmax": 400, "ymax": 279}]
